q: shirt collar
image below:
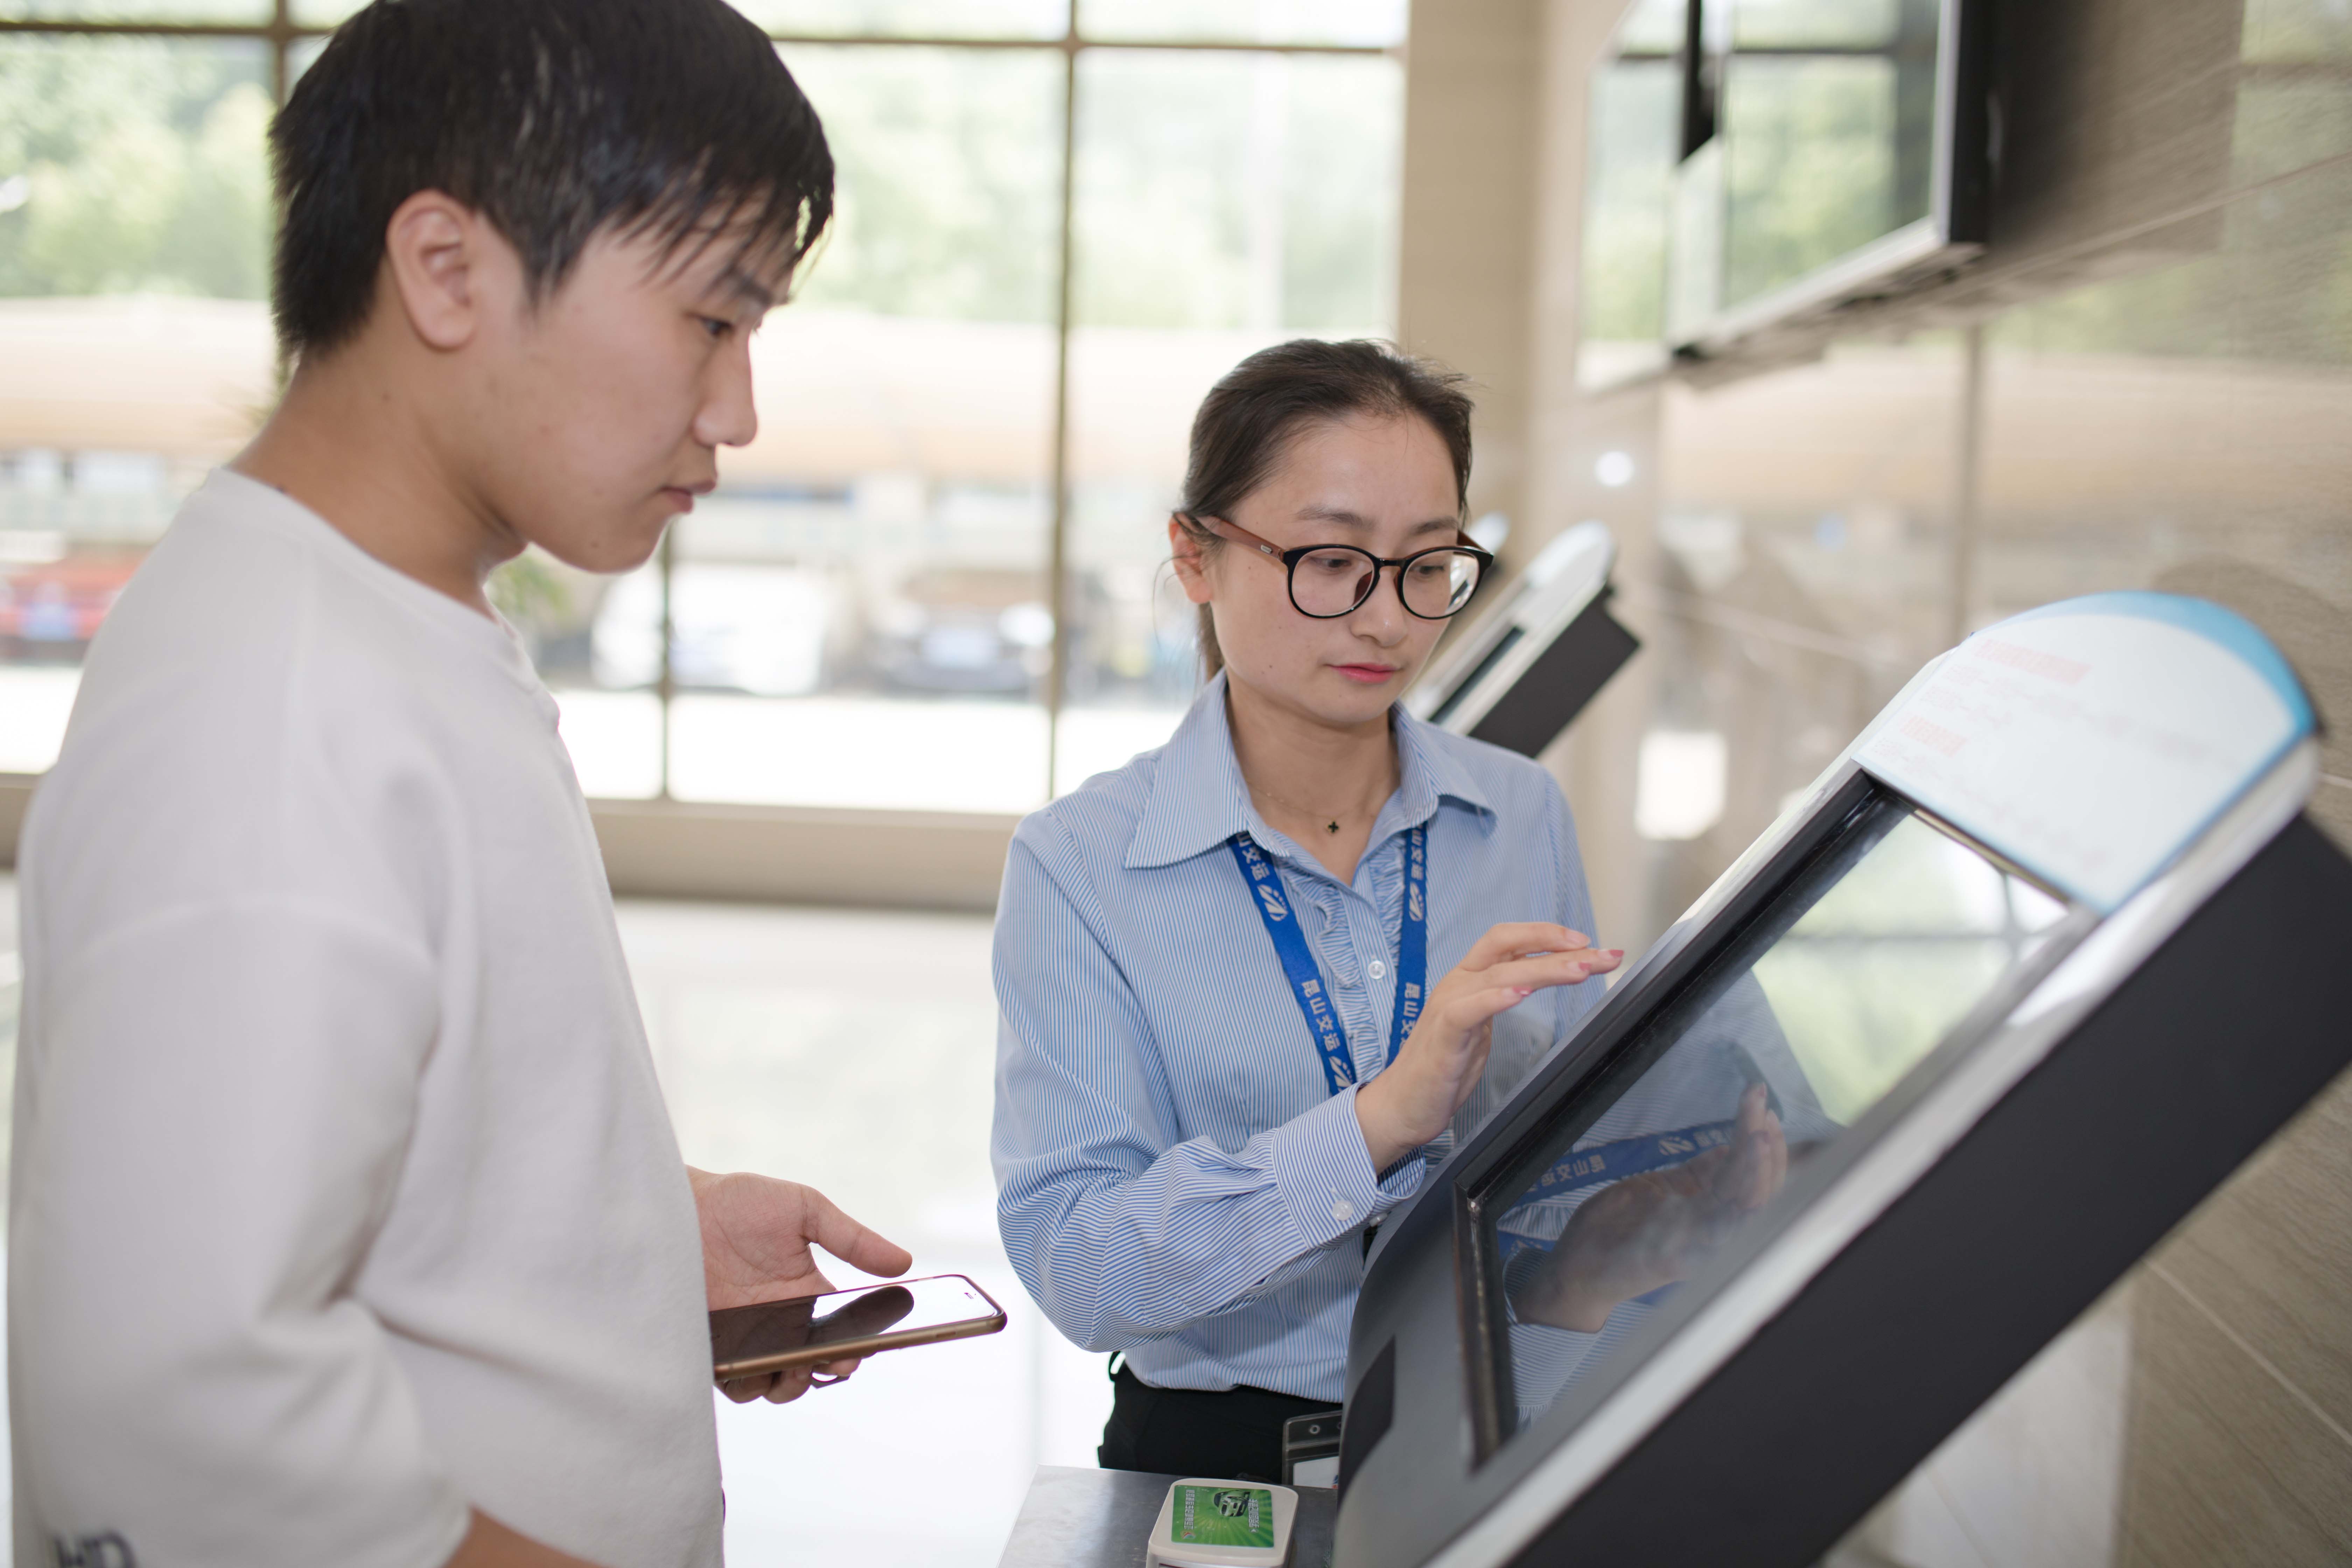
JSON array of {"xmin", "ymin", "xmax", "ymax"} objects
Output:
[
  {"xmin": 1395, "ymin": 699, "xmax": 1497, "ymax": 827},
  {"xmin": 1124, "ymin": 671, "xmax": 1496, "ymax": 872}
]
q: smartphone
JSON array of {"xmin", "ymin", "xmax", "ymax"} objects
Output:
[{"xmin": 709, "ymin": 1273, "xmax": 1007, "ymax": 1382}]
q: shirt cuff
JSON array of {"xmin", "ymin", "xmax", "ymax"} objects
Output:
[{"xmin": 1267, "ymin": 1086, "xmax": 1427, "ymax": 1250}]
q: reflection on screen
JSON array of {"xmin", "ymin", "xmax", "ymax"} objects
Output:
[{"xmin": 1486, "ymin": 806, "xmax": 2066, "ymax": 1436}]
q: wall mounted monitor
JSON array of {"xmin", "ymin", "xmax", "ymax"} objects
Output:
[
  {"xmin": 1405, "ymin": 523, "xmax": 1638, "ymax": 759},
  {"xmin": 1575, "ymin": 0, "xmax": 1994, "ymax": 373},
  {"xmin": 1575, "ymin": 0, "xmax": 1687, "ymax": 389},
  {"xmin": 1332, "ymin": 594, "xmax": 2352, "ymax": 1567}
]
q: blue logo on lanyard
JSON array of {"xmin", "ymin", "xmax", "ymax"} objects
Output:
[{"xmin": 1230, "ymin": 824, "xmax": 1429, "ymax": 1098}]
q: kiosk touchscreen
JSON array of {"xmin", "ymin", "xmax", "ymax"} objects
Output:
[{"xmin": 1335, "ymin": 594, "xmax": 2352, "ymax": 1568}]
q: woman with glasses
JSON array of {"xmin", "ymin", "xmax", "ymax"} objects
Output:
[{"xmin": 991, "ymin": 338, "xmax": 1622, "ymax": 1484}]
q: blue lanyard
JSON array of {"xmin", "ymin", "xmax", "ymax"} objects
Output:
[
  {"xmin": 1229, "ymin": 824, "xmax": 1428, "ymax": 1097},
  {"xmin": 1527, "ymin": 1121, "xmax": 1740, "ymax": 1199},
  {"xmin": 1494, "ymin": 1119, "xmax": 1740, "ymax": 1263}
]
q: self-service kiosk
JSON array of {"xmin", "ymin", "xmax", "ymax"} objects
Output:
[
  {"xmin": 1406, "ymin": 522, "xmax": 1638, "ymax": 759},
  {"xmin": 1336, "ymin": 593, "xmax": 2352, "ymax": 1567}
]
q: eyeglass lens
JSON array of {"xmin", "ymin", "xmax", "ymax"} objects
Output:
[{"xmin": 1291, "ymin": 547, "xmax": 1484, "ymax": 619}]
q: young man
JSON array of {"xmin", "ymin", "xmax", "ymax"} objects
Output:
[{"xmin": 8, "ymin": 3, "xmax": 908, "ymax": 1564}]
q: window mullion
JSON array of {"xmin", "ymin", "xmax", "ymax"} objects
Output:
[{"xmin": 1043, "ymin": 27, "xmax": 1079, "ymax": 801}]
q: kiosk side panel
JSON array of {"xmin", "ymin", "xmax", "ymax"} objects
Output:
[{"xmin": 1513, "ymin": 815, "xmax": 2352, "ymax": 1566}]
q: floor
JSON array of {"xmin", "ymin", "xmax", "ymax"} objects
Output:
[
  {"xmin": 0, "ymin": 880, "xmax": 1110, "ymax": 1567},
  {"xmin": 622, "ymin": 897, "xmax": 1111, "ymax": 1566}
]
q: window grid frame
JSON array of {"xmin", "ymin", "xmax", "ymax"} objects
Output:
[{"xmin": 0, "ymin": 2, "xmax": 1400, "ymax": 803}]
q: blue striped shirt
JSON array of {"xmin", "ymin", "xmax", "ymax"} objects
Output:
[{"xmin": 990, "ymin": 673, "xmax": 1606, "ymax": 1402}]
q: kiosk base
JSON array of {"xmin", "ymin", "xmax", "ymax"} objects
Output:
[{"xmin": 997, "ymin": 1467, "xmax": 1336, "ymax": 1568}]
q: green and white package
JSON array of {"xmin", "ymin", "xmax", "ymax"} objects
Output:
[{"xmin": 1146, "ymin": 1478, "xmax": 1297, "ymax": 1567}]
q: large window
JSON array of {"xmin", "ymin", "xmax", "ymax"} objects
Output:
[
  {"xmin": 0, "ymin": 25, "xmax": 275, "ymax": 772},
  {"xmin": 0, "ymin": 1, "xmax": 1406, "ymax": 810}
]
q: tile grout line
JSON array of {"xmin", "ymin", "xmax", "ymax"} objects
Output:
[
  {"xmin": 2146, "ymin": 1259, "xmax": 2352, "ymax": 1455},
  {"xmin": 2322, "ymin": 773, "xmax": 2352, "ymax": 792}
]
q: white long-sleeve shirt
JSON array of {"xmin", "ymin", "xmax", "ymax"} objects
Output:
[{"xmin": 10, "ymin": 471, "xmax": 721, "ymax": 1568}]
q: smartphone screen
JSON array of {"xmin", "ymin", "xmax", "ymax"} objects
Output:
[{"xmin": 709, "ymin": 1273, "xmax": 1005, "ymax": 1380}]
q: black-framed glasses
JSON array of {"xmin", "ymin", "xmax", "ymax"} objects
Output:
[{"xmin": 1187, "ymin": 514, "xmax": 1494, "ymax": 621}]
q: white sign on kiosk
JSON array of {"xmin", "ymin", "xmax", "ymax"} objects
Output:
[{"xmin": 1857, "ymin": 593, "xmax": 2314, "ymax": 910}]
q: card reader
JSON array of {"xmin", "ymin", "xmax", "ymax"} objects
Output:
[{"xmin": 1146, "ymin": 1479, "xmax": 1298, "ymax": 1568}]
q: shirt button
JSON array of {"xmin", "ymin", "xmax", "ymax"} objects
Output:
[
  {"xmin": 1368, "ymin": 959, "xmax": 1388, "ymax": 981},
  {"xmin": 1332, "ymin": 1199, "xmax": 1356, "ymax": 1223}
]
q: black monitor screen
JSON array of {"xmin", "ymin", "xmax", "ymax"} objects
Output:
[{"xmin": 1478, "ymin": 795, "xmax": 2071, "ymax": 1441}]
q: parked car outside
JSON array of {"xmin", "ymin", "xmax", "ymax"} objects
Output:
[
  {"xmin": 0, "ymin": 551, "xmax": 141, "ymax": 661},
  {"xmin": 592, "ymin": 563, "xmax": 836, "ymax": 696}
]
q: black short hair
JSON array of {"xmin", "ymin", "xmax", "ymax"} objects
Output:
[
  {"xmin": 1176, "ymin": 338, "xmax": 1475, "ymax": 674},
  {"xmin": 271, "ymin": 0, "xmax": 832, "ymax": 357}
]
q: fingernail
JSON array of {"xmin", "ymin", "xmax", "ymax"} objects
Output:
[
  {"xmin": 1607, "ymin": 949, "xmax": 1624, "ymax": 958},
  {"xmin": 1513, "ymin": 987, "xmax": 1534, "ymax": 997}
]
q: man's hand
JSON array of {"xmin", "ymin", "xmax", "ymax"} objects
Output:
[
  {"xmin": 689, "ymin": 1169, "xmax": 913, "ymax": 1405},
  {"xmin": 1354, "ymin": 924, "xmax": 1622, "ymax": 1172},
  {"xmin": 1516, "ymin": 1083, "xmax": 1787, "ymax": 1332}
]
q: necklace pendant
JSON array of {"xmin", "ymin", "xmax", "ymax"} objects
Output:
[{"xmin": 1327, "ymin": 820, "xmax": 1341, "ymax": 835}]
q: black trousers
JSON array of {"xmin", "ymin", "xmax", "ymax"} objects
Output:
[{"xmin": 1098, "ymin": 1361, "xmax": 1339, "ymax": 1484}]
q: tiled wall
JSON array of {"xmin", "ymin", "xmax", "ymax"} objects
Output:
[{"xmin": 1404, "ymin": 0, "xmax": 2352, "ymax": 1558}]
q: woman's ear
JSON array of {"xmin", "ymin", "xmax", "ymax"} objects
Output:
[{"xmin": 1168, "ymin": 514, "xmax": 1216, "ymax": 606}]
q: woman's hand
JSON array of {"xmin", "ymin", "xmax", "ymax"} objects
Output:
[
  {"xmin": 1514, "ymin": 1083, "xmax": 1787, "ymax": 1332},
  {"xmin": 1353, "ymin": 923, "xmax": 1621, "ymax": 1172}
]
